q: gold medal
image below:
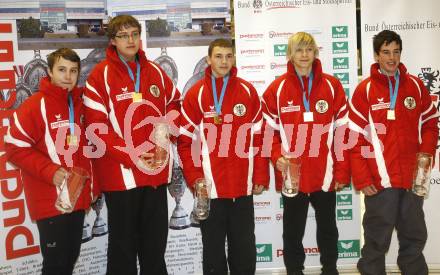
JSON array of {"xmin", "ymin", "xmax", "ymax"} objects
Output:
[
  {"xmin": 133, "ymin": 92, "xmax": 142, "ymax": 102},
  {"xmin": 67, "ymin": 135, "xmax": 78, "ymax": 146},
  {"xmin": 213, "ymin": 115, "xmax": 223, "ymax": 124}
]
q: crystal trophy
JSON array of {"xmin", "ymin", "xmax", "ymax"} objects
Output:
[
  {"xmin": 193, "ymin": 178, "xmax": 211, "ymax": 220},
  {"xmin": 412, "ymin": 152, "xmax": 433, "ymax": 197},
  {"xmin": 168, "ymin": 164, "xmax": 190, "ymax": 229},
  {"xmin": 153, "ymin": 123, "xmax": 170, "ymax": 168},
  {"xmin": 282, "ymin": 158, "xmax": 301, "ymax": 197},
  {"xmin": 55, "ymin": 167, "xmax": 89, "ymax": 213}
]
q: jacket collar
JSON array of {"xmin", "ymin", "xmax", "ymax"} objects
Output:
[
  {"xmin": 106, "ymin": 45, "xmax": 149, "ymax": 67},
  {"xmin": 370, "ymin": 62, "xmax": 408, "ymax": 84},
  {"xmin": 39, "ymin": 76, "xmax": 82, "ymax": 102}
]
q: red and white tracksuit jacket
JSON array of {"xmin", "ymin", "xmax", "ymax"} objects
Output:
[
  {"xmin": 262, "ymin": 59, "xmax": 350, "ymax": 193},
  {"xmin": 349, "ymin": 63, "xmax": 439, "ymax": 191},
  {"xmin": 83, "ymin": 46, "xmax": 181, "ymax": 192},
  {"xmin": 5, "ymin": 77, "xmax": 95, "ymax": 221},
  {"xmin": 177, "ymin": 66, "xmax": 269, "ymax": 198}
]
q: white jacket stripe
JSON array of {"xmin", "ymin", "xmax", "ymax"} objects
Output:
[
  {"xmin": 275, "ymin": 80, "xmax": 291, "ymax": 154},
  {"xmin": 321, "ymin": 120, "xmax": 335, "ymax": 192},
  {"xmin": 83, "ymin": 95, "xmax": 108, "ymax": 116},
  {"xmin": 200, "ymin": 120, "xmax": 218, "ymax": 199},
  {"xmin": 14, "ymin": 112, "xmax": 35, "ymax": 143},
  {"xmin": 4, "ymin": 126, "xmax": 31, "ymax": 147},
  {"xmin": 409, "ymin": 76, "xmax": 422, "ymax": 98},
  {"xmin": 40, "ymin": 98, "xmax": 61, "ymax": 165},
  {"xmin": 263, "ymin": 113, "xmax": 279, "ymax": 130},
  {"xmin": 368, "ymin": 112, "xmax": 391, "ymax": 188},
  {"xmin": 104, "ymin": 65, "xmax": 135, "ymax": 189},
  {"xmin": 349, "ymin": 98, "xmax": 368, "ymax": 123},
  {"xmin": 240, "ymin": 82, "xmax": 251, "ymax": 97},
  {"xmin": 247, "ymin": 125, "xmax": 255, "ymax": 195},
  {"xmin": 149, "ymin": 62, "xmax": 165, "ymax": 89}
]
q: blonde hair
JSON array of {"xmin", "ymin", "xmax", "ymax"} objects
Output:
[{"xmin": 286, "ymin": 32, "xmax": 319, "ymax": 61}]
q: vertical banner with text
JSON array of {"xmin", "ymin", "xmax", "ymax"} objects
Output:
[{"xmin": 360, "ymin": 0, "xmax": 440, "ymax": 270}]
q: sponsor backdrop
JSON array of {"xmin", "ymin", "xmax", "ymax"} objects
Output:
[
  {"xmin": 360, "ymin": 0, "xmax": 440, "ymax": 270},
  {"xmin": 0, "ymin": 18, "xmax": 209, "ymax": 275},
  {"xmin": 234, "ymin": 0, "xmax": 360, "ymax": 272}
]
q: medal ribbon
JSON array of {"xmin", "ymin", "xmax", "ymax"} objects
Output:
[
  {"xmin": 211, "ymin": 74, "xmax": 229, "ymax": 115},
  {"xmin": 68, "ymin": 93, "xmax": 75, "ymax": 136},
  {"xmin": 118, "ymin": 53, "xmax": 141, "ymax": 93},
  {"xmin": 296, "ymin": 70, "xmax": 314, "ymax": 112},
  {"xmin": 385, "ymin": 69, "xmax": 400, "ymax": 110}
]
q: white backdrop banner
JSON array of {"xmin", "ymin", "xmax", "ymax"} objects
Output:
[
  {"xmin": 360, "ymin": 0, "xmax": 440, "ymax": 270},
  {"xmin": 234, "ymin": 0, "xmax": 360, "ymax": 272}
]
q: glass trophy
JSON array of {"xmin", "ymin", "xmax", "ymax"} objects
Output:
[
  {"xmin": 193, "ymin": 178, "xmax": 211, "ymax": 220},
  {"xmin": 412, "ymin": 152, "xmax": 433, "ymax": 197},
  {"xmin": 55, "ymin": 167, "xmax": 89, "ymax": 213},
  {"xmin": 153, "ymin": 123, "xmax": 170, "ymax": 168},
  {"xmin": 282, "ymin": 158, "xmax": 301, "ymax": 197}
]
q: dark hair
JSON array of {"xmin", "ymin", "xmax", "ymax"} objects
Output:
[
  {"xmin": 47, "ymin": 48, "xmax": 80, "ymax": 71},
  {"xmin": 208, "ymin": 38, "xmax": 233, "ymax": 57},
  {"xmin": 373, "ymin": 30, "xmax": 402, "ymax": 54},
  {"xmin": 107, "ymin": 14, "xmax": 141, "ymax": 39}
]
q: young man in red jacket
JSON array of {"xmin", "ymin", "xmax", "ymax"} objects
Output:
[
  {"xmin": 83, "ymin": 15, "xmax": 180, "ymax": 274},
  {"xmin": 178, "ymin": 38, "xmax": 269, "ymax": 274},
  {"xmin": 5, "ymin": 48, "xmax": 96, "ymax": 275},
  {"xmin": 349, "ymin": 30, "xmax": 439, "ymax": 275},
  {"xmin": 262, "ymin": 32, "xmax": 350, "ymax": 275}
]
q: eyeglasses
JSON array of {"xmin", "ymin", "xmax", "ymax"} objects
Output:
[{"xmin": 114, "ymin": 31, "xmax": 140, "ymax": 41}]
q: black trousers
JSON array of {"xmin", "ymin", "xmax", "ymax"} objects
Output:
[
  {"xmin": 200, "ymin": 195, "xmax": 256, "ymax": 275},
  {"xmin": 36, "ymin": 210, "xmax": 85, "ymax": 275},
  {"xmin": 104, "ymin": 185, "xmax": 168, "ymax": 275},
  {"xmin": 282, "ymin": 191, "xmax": 339, "ymax": 275},
  {"xmin": 358, "ymin": 188, "xmax": 428, "ymax": 275}
]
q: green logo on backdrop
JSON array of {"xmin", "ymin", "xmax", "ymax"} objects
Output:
[
  {"xmin": 334, "ymin": 73, "xmax": 349, "ymax": 84},
  {"xmin": 338, "ymin": 240, "xmax": 360, "ymax": 258},
  {"xmin": 256, "ymin": 244, "xmax": 273, "ymax": 262},
  {"xmin": 274, "ymin": 44, "xmax": 287, "ymax": 56},
  {"xmin": 332, "ymin": 26, "xmax": 348, "ymax": 38},
  {"xmin": 333, "ymin": 57, "xmax": 349, "ymax": 70},
  {"xmin": 337, "ymin": 194, "xmax": 352, "ymax": 206},
  {"xmin": 332, "ymin": 41, "xmax": 349, "ymax": 54},
  {"xmin": 337, "ymin": 209, "xmax": 353, "ymax": 221}
]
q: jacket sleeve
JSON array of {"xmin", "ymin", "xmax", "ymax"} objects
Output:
[
  {"xmin": 4, "ymin": 103, "xmax": 60, "ymax": 185},
  {"xmin": 162, "ymin": 65, "xmax": 181, "ymax": 142},
  {"xmin": 248, "ymin": 85, "xmax": 269, "ymax": 188},
  {"xmin": 348, "ymin": 81, "xmax": 375, "ymax": 190},
  {"xmin": 331, "ymin": 78, "xmax": 351, "ymax": 185},
  {"xmin": 177, "ymin": 87, "xmax": 204, "ymax": 191},
  {"xmin": 261, "ymin": 82, "xmax": 283, "ymax": 165},
  {"xmin": 417, "ymin": 77, "xmax": 439, "ymax": 157},
  {"xmin": 83, "ymin": 67, "xmax": 137, "ymax": 168}
]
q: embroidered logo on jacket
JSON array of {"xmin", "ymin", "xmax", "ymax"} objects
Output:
[
  {"xmin": 371, "ymin": 98, "xmax": 390, "ymax": 111},
  {"xmin": 233, "ymin": 103, "xmax": 247, "ymax": 116},
  {"xmin": 203, "ymin": 105, "xmax": 217, "ymax": 118},
  {"xmin": 116, "ymin": 87, "xmax": 134, "ymax": 101},
  {"xmin": 315, "ymin": 100, "xmax": 329, "ymax": 113},
  {"xmin": 281, "ymin": 101, "xmax": 300, "ymax": 113},
  {"xmin": 404, "ymin": 96, "xmax": 416, "ymax": 109},
  {"xmin": 150, "ymin": 84, "xmax": 160, "ymax": 97}
]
